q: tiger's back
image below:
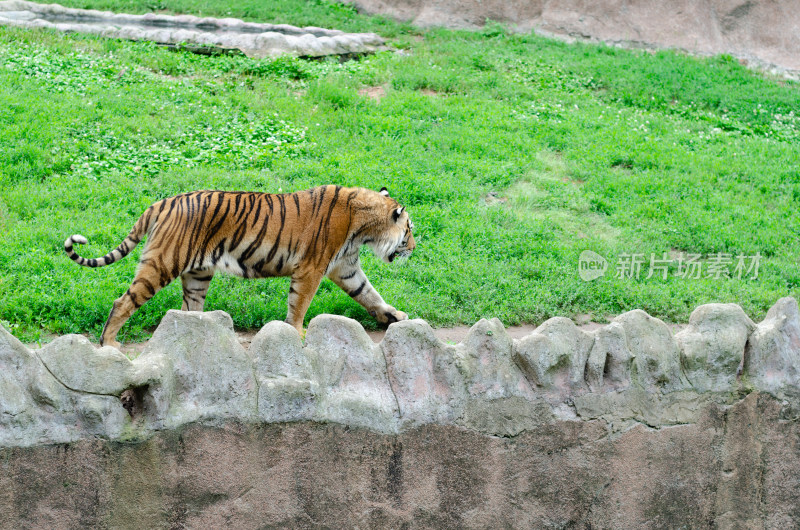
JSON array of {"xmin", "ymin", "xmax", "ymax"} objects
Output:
[
  {"xmin": 143, "ymin": 188, "xmax": 334, "ymax": 280},
  {"xmin": 65, "ymin": 185, "xmax": 415, "ymax": 348}
]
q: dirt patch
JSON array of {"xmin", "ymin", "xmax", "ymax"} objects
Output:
[
  {"xmin": 358, "ymin": 85, "xmax": 386, "ymax": 101},
  {"xmin": 386, "ymin": 323, "xmax": 540, "ymax": 344},
  {"xmin": 481, "ymin": 191, "xmax": 508, "ymax": 206},
  {"xmin": 419, "ymin": 88, "xmax": 446, "ymax": 97}
]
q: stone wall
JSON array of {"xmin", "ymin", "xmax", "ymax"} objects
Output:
[
  {"xmin": 2, "ymin": 298, "xmax": 800, "ymax": 526},
  {"xmin": 349, "ymin": 0, "xmax": 800, "ymax": 76}
]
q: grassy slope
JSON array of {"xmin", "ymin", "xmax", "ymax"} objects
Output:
[{"xmin": 1, "ymin": 1, "xmax": 799, "ymax": 342}]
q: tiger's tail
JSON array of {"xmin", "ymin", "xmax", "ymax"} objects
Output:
[{"xmin": 64, "ymin": 209, "xmax": 151, "ymax": 268}]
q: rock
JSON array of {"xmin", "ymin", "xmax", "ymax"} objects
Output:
[
  {"xmin": 251, "ymin": 321, "xmax": 314, "ymax": 379},
  {"xmin": 305, "ymin": 315, "xmax": 399, "ymax": 433},
  {"xmin": 0, "ymin": 0, "xmax": 385, "ymax": 58},
  {"xmin": 512, "ymin": 317, "xmax": 594, "ymax": 395},
  {"xmin": 573, "ymin": 386, "xmax": 720, "ymax": 431},
  {"xmin": 0, "ymin": 369, "xmax": 30, "ymax": 419},
  {"xmin": 454, "ymin": 319, "xmax": 544, "ymax": 435},
  {"xmin": 348, "ymin": 0, "xmax": 800, "ymax": 76},
  {"xmin": 381, "ymin": 319, "xmax": 465, "ymax": 428},
  {"xmin": 4, "ymin": 298, "xmax": 800, "ymax": 527},
  {"xmin": 744, "ymin": 297, "xmax": 800, "ymax": 398},
  {"xmin": 0, "ymin": 324, "xmax": 129, "ymax": 447},
  {"xmin": 585, "ymin": 322, "xmax": 633, "ymax": 392},
  {"xmin": 614, "ymin": 310, "xmax": 686, "ymax": 391},
  {"xmin": 36, "ymin": 335, "xmax": 156, "ymax": 396},
  {"xmin": 1, "ymin": 297, "xmax": 798, "ymax": 447},
  {"xmin": 0, "ymin": 327, "xmax": 42, "ymax": 421},
  {"xmin": 135, "ymin": 310, "xmax": 258, "ymax": 429},
  {"xmin": 76, "ymin": 394, "xmax": 129, "ymax": 439},
  {"xmin": 257, "ymin": 377, "xmax": 319, "ymax": 424},
  {"xmin": 676, "ymin": 303, "xmax": 755, "ymax": 392},
  {"xmin": 250, "ymin": 321, "xmax": 319, "ymax": 423},
  {"xmin": 457, "ymin": 319, "xmax": 532, "ymax": 399}
]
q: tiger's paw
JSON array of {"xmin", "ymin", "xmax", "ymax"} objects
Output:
[
  {"xmin": 102, "ymin": 339, "xmax": 122, "ymax": 350},
  {"xmin": 373, "ymin": 307, "xmax": 408, "ymax": 327}
]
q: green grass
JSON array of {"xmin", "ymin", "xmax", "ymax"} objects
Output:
[{"xmin": 1, "ymin": 1, "xmax": 799, "ymax": 343}]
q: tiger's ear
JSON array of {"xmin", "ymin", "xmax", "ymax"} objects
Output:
[
  {"xmin": 379, "ymin": 187, "xmax": 390, "ymax": 197},
  {"xmin": 392, "ymin": 206, "xmax": 404, "ymax": 221}
]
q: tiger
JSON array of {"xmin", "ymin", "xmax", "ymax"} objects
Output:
[{"xmin": 64, "ymin": 185, "xmax": 415, "ymax": 349}]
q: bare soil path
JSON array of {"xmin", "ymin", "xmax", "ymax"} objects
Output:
[{"xmin": 26, "ymin": 319, "xmax": 686, "ymax": 358}]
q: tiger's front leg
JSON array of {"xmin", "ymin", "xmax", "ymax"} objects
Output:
[{"xmin": 328, "ymin": 261, "xmax": 408, "ymax": 326}]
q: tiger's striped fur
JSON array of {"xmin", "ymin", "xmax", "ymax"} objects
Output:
[{"xmin": 64, "ymin": 185, "xmax": 415, "ymax": 348}]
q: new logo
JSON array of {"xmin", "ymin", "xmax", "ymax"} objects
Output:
[{"xmin": 578, "ymin": 250, "xmax": 608, "ymax": 281}]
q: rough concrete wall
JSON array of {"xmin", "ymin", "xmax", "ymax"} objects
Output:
[
  {"xmin": 0, "ymin": 0, "xmax": 384, "ymax": 57},
  {"xmin": 1, "ymin": 395, "xmax": 799, "ymax": 527},
  {"xmin": 1, "ymin": 297, "xmax": 800, "ymax": 526},
  {"xmin": 349, "ymin": 0, "xmax": 800, "ymax": 74}
]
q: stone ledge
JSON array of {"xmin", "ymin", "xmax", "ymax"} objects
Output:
[
  {"xmin": 0, "ymin": 0, "xmax": 384, "ymax": 57},
  {"xmin": 2, "ymin": 297, "xmax": 799, "ymax": 447}
]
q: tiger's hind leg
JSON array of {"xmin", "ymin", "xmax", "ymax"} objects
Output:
[
  {"xmin": 180, "ymin": 270, "xmax": 214, "ymax": 311},
  {"xmin": 100, "ymin": 263, "xmax": 176, "ymax": 348},
  {"xmin": 285, "ymin": 268, "xmax": 325, "ymax": 333}
]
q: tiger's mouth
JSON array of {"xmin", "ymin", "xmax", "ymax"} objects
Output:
[{"xmin": 388, "ymin": 249, "xmax": 412, "ymax": 263}]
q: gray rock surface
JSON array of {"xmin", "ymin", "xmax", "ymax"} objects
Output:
[
  {"xmin": 513, "ymin": 316, "xmax": 593, "ymax": 395},
  {"xmin": 614, "ymin": 309, "xmax": 686, "ymax": 391},
  {"xmin": 586, "ymin": 321, "xmax": 633, "ymax": 392},
  {"xmin": 0, "ymin": 0, "xmax": 384, "ymax": 57},
  {"xmin": 305, "ymin": 314, "xmax": 399, "ymax": 433},
  {"xmin": 381, "ymin": 318, "xmax": 465, "ymax": 428},
  {"xmin": 135, "ymin": 310, "xmax": 258, "ymax": 430},
  {"xmin": 0, "ymin": 326, "xmax": 128, "ymax": 446},
  {"xmin": 36, "ymin": 334, "xmax": 155, "ymax": 396},
  {"xmin": 454, "ymin": 318, "xmax": 545, "ymax": 435},
  {"xmin": 347, "ymin": 0, "xmax": 800, "ymax": 76},
  {"xmin": 251, "ymin": 320, "xmax": 319, "ymax": 423},
  {"xmin": 744, "ymin": 297, "xmax": 800, "ymax": 399},
  {"xmin": 1, "ymin": 297, "xmax": 799, "ymax": 444},
  {"xmin": 677, "ymin": 303, "xmax": 755, "ymax": 393},
  {"xmin": 3, "ymin": 298, "xmax": 800, "ymax": 525}
]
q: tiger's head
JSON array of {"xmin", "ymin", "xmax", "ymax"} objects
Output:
[{"xmin": 369, "ymin": 187, "xmax": 416, "ymax": 263}]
